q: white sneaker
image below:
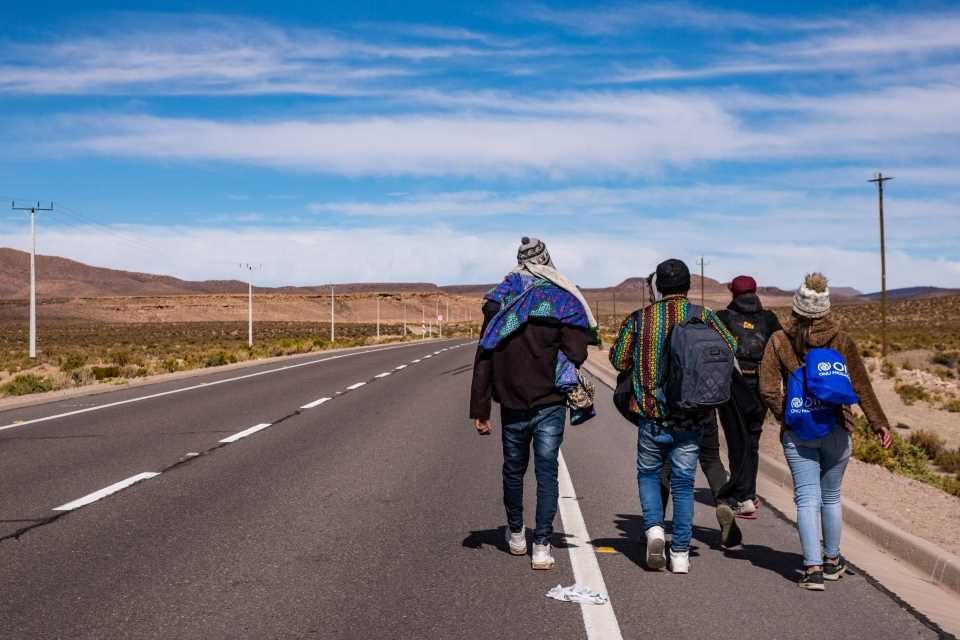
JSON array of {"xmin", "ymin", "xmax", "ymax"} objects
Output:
[
  {"xmin": 505, "ymin": 527, "xmax": 527, "ymax": 556},
  {"xmin": 670, "ymin": 549, "xmax": 690, "ymax": 574},
  {"xmin": 531, "ymin": 543, "xmax": 555, "ymax": 570},
  {"xmin": 645, "ymin": 526, "xmax": 666, "ymax": 570},
  {"xmin": 735, "ymin": 499, "xmax": 757, "ymax": 516}
]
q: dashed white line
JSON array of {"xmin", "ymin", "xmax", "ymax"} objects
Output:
[
  {"xmin": 374, "ymin": 372, "xmax": 391, "ymax": 378},
  {"xmin": 394, "ymin": 364, "xmax": 408, "ymax": 370},
  {"xmin": 219, "ymin": 422, "xmax": 272, "ymax": 443},
  {"xmin": 557, "ymin": 451, "xmax": 623, "ymax": 640},
  {"xmin": 53, "ymin": 472, "xmax": 160, "ymax": 512},
  {"xmin": 0, "ymin": 341, "xmax": 448, "ymax": 434},
  {"xmin": 346, "ymin": 382, "xmax": 367, "ymax": 390},
  {"xmin": 300, "ymin": 397, "xmax": 332, "ymax": 409},
  {"xmin": 411, "ymin": 359, "xmax": 421, "ymax": 363}
]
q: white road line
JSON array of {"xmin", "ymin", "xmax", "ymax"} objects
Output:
[
  {"xmin": 0, "ymin": 341, "xmax": 456, "ymax": 434},
  {"xmin": 219, "ymin": 423, "xmax": 272, "ymax": 443},
  {"xmin": 53, "ymin": 472, "xmax": 160, "ymax": 512},
  {"xmin": 346, "ymin": 382, "xmax": 366, "ymax": 390},
  {"xmin": 411, "ymin": 359, "xmax": 421, "ymax": 363},
  {"xmin": 394, "ymin": 365, "xmax": 408, "ymax": 370},
  {"xmin": 300, "ymin": 397, "xmax": 332, "ymax": 409},
  {"xmin": 374, "ymin": 372, "xmax": 391, "ymax": 378},
  {"xmin": 557, "ymin": 451, "xmax": 623, "ymax": 640}
]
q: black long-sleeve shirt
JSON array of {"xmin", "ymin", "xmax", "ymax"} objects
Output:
[{"xmin": 469, "ymin": 300, "xmax": 590, "ymax": 420}]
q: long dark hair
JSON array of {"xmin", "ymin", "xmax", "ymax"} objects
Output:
[{"xmin": 792, "ymin": 312, "xmax": 814, "ymax": 360}]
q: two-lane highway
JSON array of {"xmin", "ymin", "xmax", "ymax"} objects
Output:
[{"xmin": 0, "ymin": 340, "xmax": 949, "ymax": 639}]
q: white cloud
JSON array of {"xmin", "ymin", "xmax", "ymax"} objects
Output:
[
  {"xmin": 36, "ymin": 81, "xmax": 959, "ymax": 175},
  {"xmin": 609, "ymin": 13, "xmax": 960, "ymax": 83},
  {"xmin": 2, "ymin": 221, "xmax": 957, "ymax": 292},
  {"xmin": 0, "ymin": 16, "xmax": 532, "ymax": 96},
  {"xmin": 53, "ymin": 99, "xmax": 751, "ymax": 175},
  {"xmin": 520, "ymin": 2, "xmax": 847, "ymax": 36}
]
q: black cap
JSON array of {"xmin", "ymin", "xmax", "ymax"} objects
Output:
[{"xmin": 655, "ymin": 259, "xmax": 691, "ymax": 295}]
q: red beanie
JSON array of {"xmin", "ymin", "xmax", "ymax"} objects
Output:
[{"xmin": 729, "ymin": 275, "xmax": 757, "ymax": 297}]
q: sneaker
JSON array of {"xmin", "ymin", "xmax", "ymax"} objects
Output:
[
  {"xmin": 717, "ymin": 504, "xmax": 743, "ymax": 549},
  {"xmin": 823, "ymin": 554, "xmax": 847, "ymax": 581},
  {"xmin": 505, "ymin": 527, "xmax": 527, "ymax": 556},
  {"xmin": 669, "ymin": 548, "xmax": 690, "ymax": 574},
  {"xmin": 645, "ymin": 525, "xmax": 667, "ymax": 570},
  {"xmin": 531, "ymin": 543, "xmax": 555, "ymax": 570},
  {"xmin": 799, "ymin": 568, "xmax": 825, "ymax": 591},
  {"xmin": 735, "ymin": 499, "xmax": 758, "ymax": 519}
]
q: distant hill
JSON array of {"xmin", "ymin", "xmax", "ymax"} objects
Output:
[
  {"xmin": 862, "ymin": 286, "xmax": 960, "ymax": 301},
  {"xmin": 0, "ymin": 247, "xmax": 947, "ymax": 303},
  {"xmin": 0, "ymin": 248, "xmax": 249, "ymax": 298}
]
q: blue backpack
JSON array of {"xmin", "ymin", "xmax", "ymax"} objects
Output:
[{"xmin": 784, "ymin": 348, "xmax": 858, "ymax": 440}]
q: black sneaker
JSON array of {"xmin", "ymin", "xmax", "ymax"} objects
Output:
[
  {"xmin": 799, "ymin": 569, "xmax": 825, "ymax": 591},
  {"xmin": 717, "ymin": 504, "xmax": 743, "ymax": 549},
  {"xmin": 824, "ymin": 555, "xmax": 847, "ymax": 581}
]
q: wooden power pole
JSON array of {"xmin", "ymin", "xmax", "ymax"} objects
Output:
[{"xmin": 869, "ymin": 172, "xmax": 893, "ymax": 357}]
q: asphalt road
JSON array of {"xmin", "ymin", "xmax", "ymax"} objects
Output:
[{"xmin": 0, "ymin": 340, "xmax": 948, "ymax": 639}]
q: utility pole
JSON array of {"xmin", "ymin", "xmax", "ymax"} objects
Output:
[
  {"xmin": 421, "ymin": 301, "xmax": 425, "ymax": 339},
  {"xmin": 239, "ymin": 263, "xmax": 261, "ymax": 348},
  {"xmin": 330, "ymin": 286, "xmax": 335, "ymax": 343},
  {"xmin": 697, "ymin": 256, "xmax": 708, "ymax": 307},
  {"xmin": 12, "ymin": 201, "xmax": 53, "ymax": 359},
  {"xmin": 376, "ymin": 293, "xmax": 381, "ymax": 339},
  {"xmin": 436, "ymin": 295, "xmax": 441, "ymax": 338},
  {"xmin": 445, "ymin": 298, "xmax": 449, "ymax": 334},
  {"xmin": 401, "ymin": 293, "xmax": 407, "ymax": 337},
  {"xmin": 612, "ymin": 290, "xmax": 617, "ymax": 320},
  {"xmin": 869, "ymin": 172, "xmax": 894, "ymax": 357}
]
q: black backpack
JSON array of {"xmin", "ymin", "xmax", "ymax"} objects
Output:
[
  {"xmin": 664, "ymin": 305, "xmax": 734, "ymax": 412},
  {"xmin": 723, "ymin": 309, "xmax": 777, "ymax": 372}
]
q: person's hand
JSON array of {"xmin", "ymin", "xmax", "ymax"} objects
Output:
[
  {"xmin": 877, "ymin": 426, "xmax": 892, "ymax": 449},
  {"xmin": 474, "ymin": 419, "xmax": 493, "ymax": 435}
]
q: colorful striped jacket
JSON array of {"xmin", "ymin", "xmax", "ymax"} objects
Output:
[{"xmin": 608, "ymin": 295, "xmax": 737, "ymax": 420}]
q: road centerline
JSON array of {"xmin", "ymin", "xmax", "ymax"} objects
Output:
[
  {"xmin": 300, "ymin": 397, "xmax": 332, "ymax": 409},
  {"xmin": 219, "ymin": 423, "xmax": 272, "ymax": 444},
  {"xmin": 53, "ymin": 472, "xmax": 160, "ymax": 512}
]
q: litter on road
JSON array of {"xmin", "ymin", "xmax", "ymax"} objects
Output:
[{"xmin": 545, "ymin": 584, "xmax": 609, "ymax": 605}]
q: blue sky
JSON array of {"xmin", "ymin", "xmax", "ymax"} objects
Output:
[{"xmin": 1, "ymin": 1, "xmax": 958, "ymax": 290}]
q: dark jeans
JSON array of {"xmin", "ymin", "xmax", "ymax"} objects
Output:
[
  {"xmin": 501, "ymin": 404, "xmax": 566, "ymax": 544},
  {"xmin": 718, "ymin": 381, "xmax": 767, "ymax": 502},
  {"xmin": 661, "ymin": 414, "xmax": 728, "ymax": 506}
]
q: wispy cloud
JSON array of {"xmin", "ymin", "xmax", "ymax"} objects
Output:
[
  {"xmin": 520, "ymin": 2, "xmax": 848, "ymax": 36},
  {"xmin": 36, "ymin": 82, "xmax": 960, "ymax": 175},
  {"xmin": 610, "ymin": 12, "xmax": 960, "ymax": 82},
  {"xmin": 0, "ymin": 15, "xmax": 538, "ymax": 96}
]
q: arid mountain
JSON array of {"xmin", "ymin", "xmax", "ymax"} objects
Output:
[
  {"xmin": 0, "ymin": 247, "xmax": 937, "ymax": 303},
  {"xmin": 0, "ymin": 248, "xmax": 250, "ymax": 298},
  {"xmin": 862, "ymin": 286, "xmax": 960, "ymax": 301}
]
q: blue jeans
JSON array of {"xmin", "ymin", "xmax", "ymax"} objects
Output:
[
  {"xmin": 636, "ymin": 419, "xmax": 701, "ymax": 552},
  {"xmin": 781, "ymin": 428, "xmax": 852, "ymax": 566},
  {"xmin": 501, "ymin": 404, "xmax": 566, "ymax": 544}
]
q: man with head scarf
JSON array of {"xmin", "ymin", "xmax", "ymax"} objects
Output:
[{"xmin": 470, "ymin": 237, "xmax": 597, "ymax": 571}]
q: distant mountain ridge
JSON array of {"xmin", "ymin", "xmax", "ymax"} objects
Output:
[
  {"xmin": 0, "ymin": 247, "xmax": 943, "ymax": 302},
  {"xmin": 862, "ymin": 286, "xmax": 960, "ymax": 301}
]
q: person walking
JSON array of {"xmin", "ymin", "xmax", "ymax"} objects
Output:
[
  {"xmin": 717, "ymin": 275, "xmax": 783, "ymax": 518},
  {"xmin": 609, "ymin": 259, "xmax": 737, "ymax": 573},
  {"xmin": 759, "ymin": 273, "xmax": 892, "ymax": 590},
  {"xmin": 470, "ymin": 237, "xmax": 597, "ymax": 570}
]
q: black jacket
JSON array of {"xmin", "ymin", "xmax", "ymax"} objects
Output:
[
  {"xmin": 470, "ymin": 300, "xmax": 590, "ymax": 420},
  {"xmin": 717, "ymin": 293, "xmax": 782, "ymax": 379}
]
